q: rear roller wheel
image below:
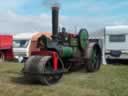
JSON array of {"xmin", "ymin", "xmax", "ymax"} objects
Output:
[{"xmin": 86, "ymin": 46, "xmax": 101, "ymax": 72}]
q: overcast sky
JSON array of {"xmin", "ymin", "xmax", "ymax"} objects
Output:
[{"xmin": 0, "ymin": 0, "xmax": 128, "ymax": 34}]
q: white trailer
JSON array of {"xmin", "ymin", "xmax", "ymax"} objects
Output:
[
  {"xmin": 13, "ymin": 32, "xmax": 51, "ymax": 62},
  {"xmin": 104, "ymin": 25, "xmax": 128, "ymax": 61}
]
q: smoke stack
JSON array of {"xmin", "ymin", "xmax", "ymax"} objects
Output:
[{"xmin": 52, "ymin": 6, "xmax": 59, "ymax": 39}]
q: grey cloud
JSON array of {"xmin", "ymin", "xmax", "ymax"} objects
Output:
[
  {"xmin": 0, "ymin": 12, "xmax": 52, "ymax": 34},
  {"xmin": 0, "ymin": 11, "xmax": 127, "ymax": 35}
]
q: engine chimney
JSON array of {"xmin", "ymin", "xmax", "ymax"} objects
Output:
[{"xmin": 52, "ymin": 6, "xmax": 59, "ymax": 39}]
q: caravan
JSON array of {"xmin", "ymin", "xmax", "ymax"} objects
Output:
[
  {"xmin": 13, "ymin": 32, "xmax": 51, "ymax": 62},
  {"xmin": 104, "ymin": 25, "xmax": 128, "ymax": 60}
]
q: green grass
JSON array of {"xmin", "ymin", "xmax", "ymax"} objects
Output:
[{"xmin": 0, "ymin": 62, "xmax": 128, "ymax": 96}]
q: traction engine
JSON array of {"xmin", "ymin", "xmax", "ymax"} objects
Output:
[{"xmin": 23, "ymin": 6, "xmax": 102, "ymax": 85}]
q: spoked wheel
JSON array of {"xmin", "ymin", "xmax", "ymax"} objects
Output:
[
  {"xmin": 86, "ymin": 46, "xmax": 101, "ymax": 72},
  {"xmin": 39, "ymin": 56, "xmax": 63, "ymax": 85}
]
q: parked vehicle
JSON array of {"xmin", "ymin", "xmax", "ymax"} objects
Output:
[
  {"xmin": 13, "ymin": 32, "xmax": 51, "ymax": 62},
  {"xmin": 0, "ymin": 35, "xmax": 13, "ymax": 62},
  {"xmin": 104, "ymin": 25, "xmax": 128, "ymax": 61}
]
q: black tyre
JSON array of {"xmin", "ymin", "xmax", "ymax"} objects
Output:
[{"xmin": 86, "ymin": 46, "xmax": 101, "ymax": 72}]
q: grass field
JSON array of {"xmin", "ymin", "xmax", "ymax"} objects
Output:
[{"xmin": 0, "ymin": 62, "xmax": 128, "ymax": 96}]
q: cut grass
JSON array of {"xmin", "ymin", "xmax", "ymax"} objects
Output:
[{"xmin": 0, "ymin": 62, "xmax": 128, "ymax": 96}]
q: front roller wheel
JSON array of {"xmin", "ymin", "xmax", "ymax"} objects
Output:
[
  {"xmin": 23, "ymin": 56, "xmax": 63, "ymax": 85},
  {"xmin": 23, "ymin": 56, "xmax": 42, "ymax": 82},
  {"xmin": 86, "ymin": 46, "xmax": 101, "ymax": 72},
  {"xmin": 38, "ymin": 56, "xmax": 63, "ymax": 85}
]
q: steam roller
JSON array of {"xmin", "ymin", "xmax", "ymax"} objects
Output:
[{"xmin": 23, "ymin": 6, "xmax": 102, "ymax": 85}]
